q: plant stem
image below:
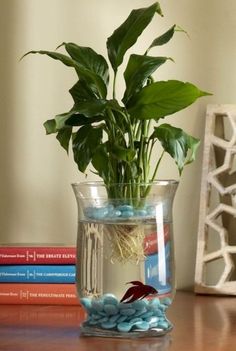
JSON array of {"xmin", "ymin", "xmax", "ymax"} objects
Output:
[{"xmin": 113, "ymin": 71, "xmax": 117, "ymax": 100}]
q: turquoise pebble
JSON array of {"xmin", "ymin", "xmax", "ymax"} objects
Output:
[
  {"xmin": 147, "ymin": 298, "xmax": 160, "ymax": 311},
  {"xmin": 157, "ymin": 321, "xmax": 169, "ymax": 330},
  {"xmin": 121, "ymin": 211, "xmax": 134, "ymax": 218},
  {"xmin": 97, "ymin": 317, "xmax": 109, "ymax": 323},
  {"xmin": 101, "ymin": 321, "xmax": 117, "ymax": 329},
  {"xmin": 146, "ymin": 206, "xmax": 155, "ymax": 215},
  {"xmin": 153, "ymin": 309, "xmax": 164, "ymax": 317},
  {"xmin": 91, "ymin": 300, "xmax": 104, "ymax": 312},
  {"xmin": 135, "ymin": 307, "xmax": 147, "ymax": 316},
  {"xmin": 161, "ymin": 297, "xmax": 172, "ymax": 306},
  {"xmin": 132, "ymin": 300, "xmax": 148, "ymax": 310},
  {"xmin": 88, "ymin": 319, "xmax": 99, "ymax": 325},
  {"xmin": 117, "ymin": 205, "xmax": 133, "ymax": 212},
  {"xmin": 159, "ymin": 304, "xmax": 168, "ymax": 311},
  {"xmin": 118, "ymin": 303, "xmax": 133, "ymax": 309},
  {"xmin": 129, "ymin": 317, "xmax": 142, "ymax": 324},
  {"xmin": 140, "ymin": 311, "xmax": 153, "ymax": 319},
  {"xmin": 97, "ymin": 311, "xmax": 107, "ymax": 317},
  {"xmin": 146, "ymin": 316, "xmax": 159, "ymax": 327},
  {"xmin": 120, "ymin": 308, "xmax": 136, "ymax": 316},
  {"xmin": 91, "ymin": 314, "xmax": 101, "ymax": 320},
  {"xmin": 103, "ymin": 294, "xmax": 118, "ymax": 306},
  {"xmin": 84, "ymin": 207, "xmax": 94, "ymax": 218},
  {"xmin": 133, "ymin": 321, "xmax": 150, "ymax": 331},
  {"xmin": 93, "ymin": 207, "xmax": 109, "ymax": 219},
  {"xmin": 109, "ymin": 314, "xmax": 120, "ymax": 323},
  {"xmin": 80, "ymin": 298, "xmax": 91, "ymax": 311},
  {"xmin": 135, "ymin": 209, "xmax": 147, "ymax": 217},
  {"xmin": 117, "ymin": 315, "xmax": 128, "ymax": 323},
  {"xmin": 104, "ymin": 304, "xmax": 118, "ymax": 315},
  {"xmin": 117, "ymin": 322, "xmax": 132, "ymax": 332},
  {"xmin": 107, "ymin": 210, "xmax": 121, "ymax": 218}
]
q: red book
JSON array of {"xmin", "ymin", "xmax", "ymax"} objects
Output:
[
  {"xmin": 0, "ymin": 246, "xmax": 76, "ymax": 264},
  {"xmin": 0, "ymin": 283, "xmax": 80, "ymax": 305}
]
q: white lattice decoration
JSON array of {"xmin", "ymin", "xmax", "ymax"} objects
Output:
[{"xmin": 195, "ymin": 105, "xmax": 236, "ymax": 295}]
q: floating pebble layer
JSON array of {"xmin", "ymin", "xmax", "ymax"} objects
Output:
[
  {"xmin": 84, "ymin": 204, "xmax": 156, "ymax": 221},
  {"xmin": 80, "ymin": 294, "xmax": 172, "ymax": 334}
]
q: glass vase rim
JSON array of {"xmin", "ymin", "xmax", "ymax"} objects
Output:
[{"xmin": 71, "ymin": 179, "xmax": 179, "ymax": 187}]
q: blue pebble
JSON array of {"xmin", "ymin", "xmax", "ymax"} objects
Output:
[
  {"xmin": 161, "ymin": 297, "xmax": 172, "ymax": 306},
  {"xmin": 133, "ymin": 321, "xmax": 150, "ymax": 331},
  {"xmin": 93, "ymin": 207, "xmax": 109, "ymax": 219},
  {"xmin": 159, "ymin": 304, "xmax": 168, "ymax": 312},
  {"xmin": 157, "ymin": 321, "xmax": 169, "ymax": 330},
  {"xmin": 146, "ymin": 206, "xmax": 155, "ymax": 216},
  {"xmin": 145, "ymin": 316, "xmax": 159, "ymax": 327},
  {"xmin": 117, "ymin": 315, "xmax": 128, "ymax": 323},
  {"xmin": 91, "ymin": 300, "xmax": 104, "ymax": 312},
  {"xmin": 118, "ymin": 303, "xmax": 133, "ymax": 309},
  {"xmin": 101, "ymin": 321, "xmax": 117, "ymax": 329},
  {"xmin": 117, "ymin": 322, "xmax": 132, "ymax": 332},
  {"xmin": 129, "ymin": 317, "xmax": 142, "ymax": 324},
  {"xmin": 88, "ymin": 319, "xmax": 99, "ymax": 325},
  {"xmin": 132, "ymin": 300, "xmax": 148, "ymax": 310},
  {"xmin": 80, "ymin": 298, "xmax": 92, "ymax": 311},
  {"xmin": 84, "ymin": 207, "xmax": 94, "ymax": 218},
  {"xmin": 104, "ymin": 304, "xmax": 118, "ymax": 315},
  {"xmin": 103, "ymin": 294, "xmax": 118, "ymax": 306},
  {"xmin": 97, "ymin": 317, "xmax": 109, "ymax": 323},
  {"xmin": 91, "ymin": 314, "xmax": 101, "ymax": 320},
  {"xmin": 140, "ymin": 311, "xmax": 154, "ymax": 319},
  {"xmin": 135, "ymin": 307, "xmax": 147, "ymax": 316},
  {"xmin": 153, "ymin": 309, "xmax": 164, "ymax": 317},
  {"xmin": 109, "ymin": 314, "xmax": 120, "ymax": 323},
  {"xmin": 135, "ymin": 209, "xmax": 147, "ymax": 217},
  {"xmin": 117, "ymin": 205, "xmax": 133, "ymax": 212},
  {"xmin": 120, "ymin": 308, "xmax": 136, "ymax": 316},
  {"xmin": 147, "ymin": 298, "xmax": 160, "ymax": 311},
  {"xmin": 121, "ymin": 210, "xmax": 134, "ymax": 218}
]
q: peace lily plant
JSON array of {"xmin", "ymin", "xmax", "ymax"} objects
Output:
[{"xmin": 23, "ymin": 1, "xmax": 209, "ymax": 204}]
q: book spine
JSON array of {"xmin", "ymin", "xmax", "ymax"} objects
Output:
[
  {"xmin": 0, "ymin": 265, "xmax": 76, "ymax": 283},
  {"xmin": 0, "ymin": 247, "xmax": 76, "ymax": 264},
  {"xmin": 0, "ymin": 283, "xmax": 80, "ymax": 305}
]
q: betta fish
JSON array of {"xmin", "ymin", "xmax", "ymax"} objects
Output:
[{"xmin": 120, "ymin": 281, "xmax": 158, "ymax": 303}]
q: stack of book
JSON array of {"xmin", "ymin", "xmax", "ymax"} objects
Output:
[{"xmin": 0, "ymin": 244, "xmax": 79, "ymax": 305}]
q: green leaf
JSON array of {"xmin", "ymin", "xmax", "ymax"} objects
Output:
[
  {"xmin": 146, "ymin": 25, "xmax": 176, "ymax": 54},
  {"xmin": 123, "ymin": 54, "xmax": 171, "ymax": 104},
  {"xmin": 60, "ymin": 42, "xmax": 109, "ymax": 95},
  {"xmin": 66, "ymin": 114, "xmax": 103, "ymax": 126},
  {"xmin": 127, "ymin": 80, "xmax": 211, "ymax": 120},
  {"xmin": 44, "ymin": 119, "xmax": 57, "ymax": 134},
  {"xmin": 73, "ymin": 99, "xmax": 107, "ymax": 117},
  {"xmin": 151, "ymin": 123, "xmax": 200, "ymax": 174},
  {"xmin": 56, "ymin": 127, "xmax": 72, "ymax": 153},
  {"xmin": 69, "ymin": 80, "xmax": 97, "ymax": 103},
  {"xmin": 72, "ymin": 125, "xmax": 103, "ymax": 172},
  {"xmin": 110, "ymin": 144, "xmax": 136, "ymax": 162},
  {"xmin": 92, "ymin": 144, "xmax": 111, "ymax": 182},
  {"xmin": 22, "ymin": 50, "xmax": 106, "ymax": 98},
  {"xmin": 106, "ymin": 2, "xmax": 163, "ymax": 71}
]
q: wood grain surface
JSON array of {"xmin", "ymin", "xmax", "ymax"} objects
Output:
[{"xmin": 0, "ymin": 291, "xmax": 235, "ymax": 351}]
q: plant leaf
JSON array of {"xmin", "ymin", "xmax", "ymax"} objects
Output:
[
  {"xmin": 61, "ymin": 43, "xmax": 109, "ymax": 85},
  {"xmin": 123, "ymin": 54, "xmax": 171, "ymax": 104},
  {"xmin": 146, "ymin": 25, "xmax": 176, "ymax": 54},
  {"xmin": 110, "ymin": 144, "xmax": 136, "ymax": 162},
  {"xmin": 127, "ymin": 80, "xmax": 211, "ymax": 120},
  {"xmin": 72, "ymin": 125, "xmax": 103, "ymax": 172},
  {"xmin": 151, "ymin": 123, "xmax": 200, "ymax": 174},
  {"xmin": 44, "ymin": 119, "xmax": 57, "ymax": 134},
  {"xmin": 56, "ymin": 127, "xmax": 72, "ymax": 153},
  {"xmin": 92, "ymin": 144, "xmax": 111, "ymax": 182},
  {"xmin": 22, "ymin": 50, "xmax": 106, "ymax": 98},
  {"xmin": 69, "ymin": 80, "xmax": 97, "ymax": 103},
  {"xmin": 106, "ymin": 2, "xmax": 163, "ymax": 71},
  {"xmin": 73, "ymin": 99, "xmax": 107, "ymax": 117}
]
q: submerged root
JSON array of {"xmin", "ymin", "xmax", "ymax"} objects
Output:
[{"xmin": 104, "ymin": 224, "xmax": 146, "ymax": 264}]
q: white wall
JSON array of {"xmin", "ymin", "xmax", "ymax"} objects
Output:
[{"xmin": 1, "ymin": 0, "xmax": 236, "ymax": 289}]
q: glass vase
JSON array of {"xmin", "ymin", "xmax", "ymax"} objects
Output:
[{"xmin": 72, "ymin": 180, "xmax": 178, "ymax": 338}]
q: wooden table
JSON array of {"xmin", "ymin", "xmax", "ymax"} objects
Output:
[{"xmin": 0, "ymin": 291, "xmax": 235, "ymax": 351}]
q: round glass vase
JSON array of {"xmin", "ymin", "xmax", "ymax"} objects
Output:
[{"xmin": 72, "ymin": 180, "xmax": 178, "ymax": 338}]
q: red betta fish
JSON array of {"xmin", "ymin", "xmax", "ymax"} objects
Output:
[{"xmin": 120, "ymin": 281, "xmax": 158, "ymax": 303}]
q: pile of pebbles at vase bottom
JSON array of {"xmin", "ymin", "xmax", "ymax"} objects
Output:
[{"xmin": 80, "ymin": 294, "xmax": 172, "ymax": 333}]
